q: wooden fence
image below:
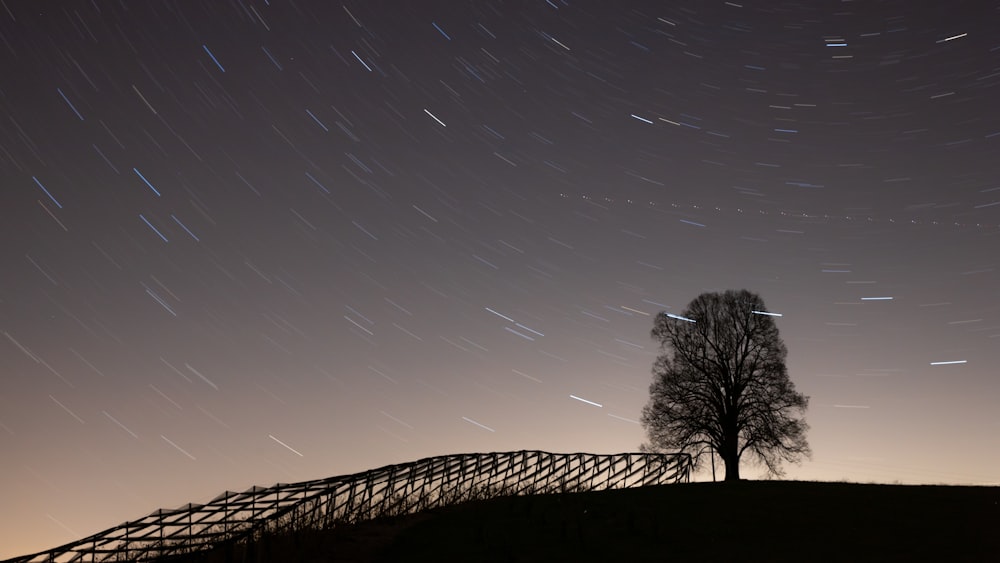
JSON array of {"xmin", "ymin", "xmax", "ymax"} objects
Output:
[{"xmin": 4, "ymin": 450, "xmax": 691, "ymax": 562}]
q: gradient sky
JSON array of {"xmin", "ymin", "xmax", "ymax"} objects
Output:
[{"xmin": 2, "ymin": 0, "xmax": 1000, "ymax": 557}]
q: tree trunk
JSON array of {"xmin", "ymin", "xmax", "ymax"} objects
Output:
[
  {"xmin": 723, "ymin": 452, "xmax": 741, "ymax": 481},
  {"xmin": 720, "ymin": 438, "xmax": 741, "ymax": 481}
]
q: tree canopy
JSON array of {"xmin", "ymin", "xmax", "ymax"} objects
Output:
[{"xmin": 640, "ymin": 289, "xmax": 810, "ymax": 481}]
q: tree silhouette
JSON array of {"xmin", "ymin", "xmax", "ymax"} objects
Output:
[{"xmin": 640, "ymin": 290, "xmax": 810, "ymax": 481}]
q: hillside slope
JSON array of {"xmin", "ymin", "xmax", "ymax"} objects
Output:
[{"xmin": 158, "ymin": 481, "xmax": 1000, "ymax": 562}]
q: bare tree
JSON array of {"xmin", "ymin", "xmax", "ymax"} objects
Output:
[{"xmin": 640, "ymin": 290, "xmax": 810, "ymax": 481}]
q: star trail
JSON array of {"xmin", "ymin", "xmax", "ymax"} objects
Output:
[{"xmin": 2, "ymin": 1, "xmax": 999, "ymax": 557}]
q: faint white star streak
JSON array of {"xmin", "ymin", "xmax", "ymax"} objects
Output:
[
  {"xmin": 462, "ymin": 417, "xmax": 495, "ymax": 432},
  {"xmin": 268, "ymin": 434, "xmax": 304, "ymax": 457}
]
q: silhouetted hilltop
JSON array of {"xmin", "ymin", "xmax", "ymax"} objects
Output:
[{"xmin": 154, "ymin": 480, "xmax": 999, "ymax": 562}]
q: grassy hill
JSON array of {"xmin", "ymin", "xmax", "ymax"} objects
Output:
[{"xmin": 158, "ymin": 480, "xmax": 999, "ymax": 562}]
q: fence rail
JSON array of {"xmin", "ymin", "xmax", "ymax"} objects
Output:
[{"xmin": 4, "ymin": 450, "xmax": 691, "ymax": 562}]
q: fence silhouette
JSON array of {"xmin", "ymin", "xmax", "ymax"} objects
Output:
[{"xmin": 5, "ymin": 450, "xmax": 691, "ymax": 563}]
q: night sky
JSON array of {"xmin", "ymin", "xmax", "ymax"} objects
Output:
[{"xmin": 3, "ymin": 0, "xmax": 1000, "ymax": 557}]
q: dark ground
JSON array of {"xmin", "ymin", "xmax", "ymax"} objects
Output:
[{"xmin": 155, "ymin": 481, "xmax": 1000, "ymax": 562}]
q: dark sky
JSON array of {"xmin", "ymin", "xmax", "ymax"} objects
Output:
[{"xmin": 2, "ymin": 0, "xmax": 999, "ymax": 557}]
